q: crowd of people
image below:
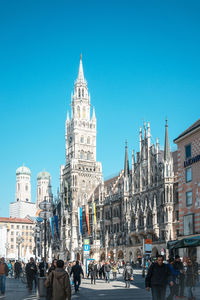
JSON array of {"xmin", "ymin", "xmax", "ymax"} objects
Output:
[
  {"xmin": 145, "ymin": 255, "xmax": 199, "ymax": 300},
  {"xmin": 0, "ymin": 254, "xmax": 199, "ymax": 299}
]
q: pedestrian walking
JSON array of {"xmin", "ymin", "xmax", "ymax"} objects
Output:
[
  {"xmin": 39, "ymin": 258, "xmax": 48, "ymax": 277},
  {"xmin": 112, "ymin": 263, "xmax": 117, "ymax": 280},
  {"xmin": 145, "ymin": 255, "xmax": 173, "ymax": 300},
  {"xmin": 14, "ymin": 260, "xmax": 22, "ymax": 279},
  {"xmin": 25, "ymin": 257, "xmax": 37, "ymax": 291},
  {"xmin": 0, "ymin": 257, "xmax": 9, "ymax": 296},
  {"xmin": 46, "ymin": 259, "xmax": 57, "ymax": 300},
  {"xmin": 166, "ymin": 257, "xmax": 180, "ymax": 300},
  {"xmin": 48, "ymin": 259, "xmax": 57, "ymax": 275},
  {"xmin": 123, "ymin": 262, "xmax": 133, "ymax": 288},
  {"xmin": 185, "ymin": 258, "xmax": 197, "ymax": 300},
  {"xmin": 104, "ymin": 261, "xmax": 111, "ymax": 283},
  {"xmin": 87, "ymin": 261, "xmax": 92, "ymax": 279},
  {"xmin": 70, "ymin": 261, "xmax": 84, "ymax": 292},
  {"xmin": 90, "ymin": 261, "xmax": 97, "ymax": 284},
  {"xmin": 174, "ymin": 255, "xmax": 185, "ymax": 298},
  {"xmin": 45, "ymin": 259, "xmax": 71, "ymax": 300}
]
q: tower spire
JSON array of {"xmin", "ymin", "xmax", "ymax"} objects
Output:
[
  {"xmin": 77, "ymin": 53, "xmax": 84, "ymax": 81},
  {"xmin": 124, "ymin": 140, "xmax": 129, "ymax": 177},
  {"xmin": 164, "ymin": 118, "xmax": 171, "ymax": 161}
]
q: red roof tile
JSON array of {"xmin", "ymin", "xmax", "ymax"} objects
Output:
[{"xmin": 0, "ymin": 217, "xmax": 34, "ymax": 224}]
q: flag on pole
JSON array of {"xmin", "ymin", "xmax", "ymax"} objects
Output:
[
  {"xmin": 50, "ymin": 217, "xmax": 54, "ymax": 240},
  {"xmin": 54, "ymin": 215, "xmax": 59, "ymax": 239},
  {"xmin": 85, "ymin": 204, "xmax": 90, "ymax": 235}
]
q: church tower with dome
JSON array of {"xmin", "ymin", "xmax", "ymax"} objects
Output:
[
  {"xmin": 10, "ymin": 165, "xmax": 36, "ymax": 218},
  {"xmin": 36, "ymin": 171, "xmax": 53, "ymax": 210}
]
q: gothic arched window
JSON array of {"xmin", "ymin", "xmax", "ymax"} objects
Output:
[
  {"xmin": 80, "ymin": 151, "xmax": 84, "ymax": 159},
  {"xmin": 82, "ymin": 88, "xmax": 84, "ymax": 97},
  {"xmin": 77, "ymin": 106, "xmax": 80, "ymax": 118},
  {"xmin": 87, "ymin": 137, "xmax": 90, "ymax": 144},
  {"xmin": 82, "ymin": 106, "xmax": 86, "ymax": 119},
  {"xmin": 166, "ymin": 186, "xmax": 169, "ymax": 202},
  {"xmin": 78, "ymin": 88, "xmax": 81, "ymax": 98},
  {"xmin": 80, "ymin": 136, "xmax": 84, "ymax": 143},
  {"xmin": 87, "ymin": 152, "xmax": 91, "ymax": 160}
]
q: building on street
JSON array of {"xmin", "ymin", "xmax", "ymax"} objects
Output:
[
  {"xmin": 0, "ymin": 217, "xmax": 35, "ymax": 261},
  {"xmin": 173, "ymin": 119, "xmax": 200, "ymax": 260}
]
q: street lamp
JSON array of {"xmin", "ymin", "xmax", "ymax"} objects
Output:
[
  {"xmin": 5, "ymin": 242, "xmax": 9, "ymax": 260},
  {"xmin": 16, "ymin": 235, "xmax": 23, "ymax": 260},
  {"xmin": 33, "ymin": 223, "xmax": 41, "ymax": 261},
  {"xmin": 39, "ymin": 197, "xmax": 52, "ymax": 275}
]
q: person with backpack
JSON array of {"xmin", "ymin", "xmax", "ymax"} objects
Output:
[
  {"xmin": 145, "ymin": 255, "xmax": 173, "ymax": 300},
  {"xmin": 45, "ymin": 259, "xmax": 71, "ymax": 300},
  {"xmin": 123, "ymin": 262, "xmax": 133, "ymax": 288},
  {"xmin": 70, "ymin": 261, "xmax": 84, "ymax": 292},
  {"xmin": 104, "ymin": 261, "xmax": 111, "ymax": 283},
  {"xmin": 0, "ymin": 257, "xmax": 9, "ymax": 296}
]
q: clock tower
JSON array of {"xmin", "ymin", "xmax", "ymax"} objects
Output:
[{"xmin": 61, "ymin": 55, "xmax": 102, "ymax": 260}]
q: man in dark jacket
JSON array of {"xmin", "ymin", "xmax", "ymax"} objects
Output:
[
  {"xmin": 25, "ymin": 257, "xmax": 37, "ymax": 291},
  {"xmin": 0, "ymin": 257, "xmax": 9, "ymax": 296},
  {"xmin": 14, "ymin": 261, "xmax": 22, "ymax": 279},
  {"xmin": 104, "ymin": 262, "xmax": 111, "ymax": 283},
  {"xmin": 145, "ymin": 255, "xmax": 173, "ymax": 300},
  {"xmin": 174, "ymin": 255, "xmax": 185, "ymax": 298},
  {"xmin": 70, "ymin": 261, "xmax": 84, "ymax": 292},
  {"xmin": 90, "ymin": 261, "xmax": 97, "ymax": 284},
  {"xmin": 45, "ymin": 259, "xmax": 71, "ymax": 300},
  {"xmin": 39, "ymin": 258, "xmax": 48, "ymax": 277}
]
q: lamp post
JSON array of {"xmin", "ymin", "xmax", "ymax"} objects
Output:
[
  {"xmin": 33, "ymin": 223, "xmax": 41, "ymax": 261},
  {"xmin": 5, "ymin": 242, "xmax": 9, "ymax": 260},
  {"xmin": 39, "ymin": 198, "xmax": 52, "ymax": 275},
  {"xmin": 16, "ymin": 235, "xmax": 23, "ymax": 260}
]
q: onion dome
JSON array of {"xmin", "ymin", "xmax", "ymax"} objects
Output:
[{"xmin": 16, "ymin": 165, "xmax": 31, "ymax": 176}]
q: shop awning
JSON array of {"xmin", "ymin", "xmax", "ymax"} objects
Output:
[{"xmin": 167, "ymin": 236, "xmax": 200, "ymax": 250}]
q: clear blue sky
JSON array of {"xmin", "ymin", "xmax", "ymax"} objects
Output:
[{"xmin": 0, "ymin": 0, "xmax": 200, "ymax": 217}]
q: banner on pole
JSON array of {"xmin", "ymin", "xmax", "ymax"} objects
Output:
[
  {"xmin": 79, "ymin": 207, "xmax": 83, "ymax": 235},
  {"xmin": 85, "ymin": 205, "xmax": 90, "ymax": 235}
]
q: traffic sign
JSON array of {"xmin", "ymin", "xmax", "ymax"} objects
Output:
[
  {"xmin": 39, "ymin": 211, "xmax": 51, "ymax": 219},
  {"xmin": 84, "ymin": 245, "xmax": 90, "ymax": 252},
  {"xmin": 84, "ymin": 239, "xmax": 90, "ymax": 245},
  {"xmin": 39, "ymin": 201, "xmax": 52, "ymax": 210},
  {"xmin": 145, "ymin": 239, "xmax": 152, "ymax": 244}
]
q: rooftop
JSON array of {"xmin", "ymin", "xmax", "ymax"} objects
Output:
[
  {"xmin": 0, "ymin": 217, "xmax": 34, "ymax": 224},
  {"xmin": 174, "ymin": 119, "xmax": 200, "ymax": 143}
]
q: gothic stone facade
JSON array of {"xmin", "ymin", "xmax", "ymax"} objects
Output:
[{"xmin": 83, "ymin": 122, "xmax": 178, "ymax": 262}]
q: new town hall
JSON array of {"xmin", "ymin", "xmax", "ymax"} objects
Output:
[{"xmin": 53, "ymin": 55, "xmax": 179, "ymax": 263}]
